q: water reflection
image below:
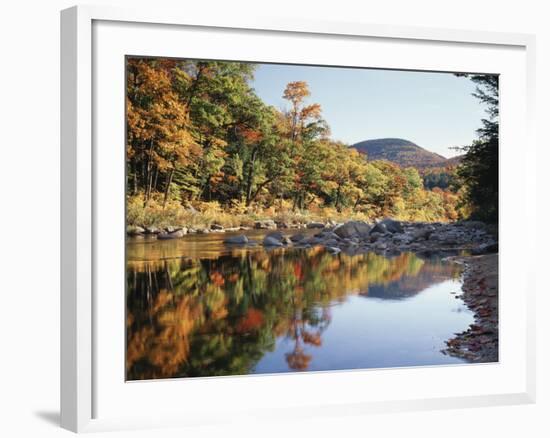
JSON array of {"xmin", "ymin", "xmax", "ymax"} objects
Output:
[{"xmin": 126, "ymin": 239, "xmax": 466, "ymax": 380}]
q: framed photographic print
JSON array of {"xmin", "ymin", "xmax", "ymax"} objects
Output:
[{"xmin": 61, "ymin": 5, "xmax": 536, "ymax": 433}]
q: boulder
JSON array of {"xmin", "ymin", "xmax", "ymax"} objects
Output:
[
  {"xmin": 254, "ymin": 219, "xmax": 277, "ymax": 230},
  {"xmin": 158, "ymin": 230, "xmax": 185, "ymax": 240},
  {"xmin": 164, "ymin": 226, "xmax": 183, "ymax": 233},
  {"xmin": 276, "ymin": 221, "xmax": 290, "ymax": 229},
  {"xmin": 210, "ymin": 224, "xmax": 224, "ymax": 231},
  {"xmin": 380, "ymin": 218, "xmax": 404, "ymax": 234},
  {"xmin": 326, "ymin": 246, "xmax": 341, "ymax": 254},
  {"xmin": 369, "ymin": 232, "xmax": 383, "ymax": 243},
  {"xmin": 461, "ymin": 220, "xmax": 486, "ymax": 230},
  {"xmin": 393, "ymin": 234, "xmax": 413, "ymax": 245},
  {"xmin": 265, "ymin": 231, "xmax": 285, "ymax": 242},
  {"xmin": 224, "ymin": 235, "xmax": 249, "ymax": 245},
  {"xmin": 196, "ymin": 228, "xmax": 210, "ymax": 234},
  {"xmin": 334, "ymin": 221, "xmax": 371, "ymax": 238},
  {"xmin": 354, "ymin": 221, "xmax": 372, "ymax": 237},
  {"xmin": 318, "ymin": 231, "xmax": 340, "ymax": 240},
  {"xmin": 127, "ymin": 225, "xmax": 145, "ymax": 236},
  {"xmin": 290, "ymin": 233, "xmax": 306, "ymax": 242},
  {"xmin": 370, "ymin": 223, "xmax": 387, "ymax": 235},
  {"xmin": 281, "ymin": 236, "xmax": 293, "ymax": 245},
  {"xmin": 471, "ymin": 242, "xmax": 498, "ymax": 255},
  {"xmin": 306, "ymin": 221, "xmax": 325, "ymax": 229},
  {"xmin": 263, "ymin": 236, "xmax": 284, "ymax": 247},
  {"xmin": 144, "ymin": 226, "xmax": 161, "ymax": 234},
  {"xmin": 412, "ymin": 226, "xmax": 434, "ymax": 241}
]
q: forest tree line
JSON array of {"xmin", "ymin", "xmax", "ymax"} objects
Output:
[{"xmin": 126, "ymin": 57, "xmax": 497, "ymax": 227}]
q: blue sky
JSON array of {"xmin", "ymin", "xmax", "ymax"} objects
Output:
[{"xmin": 251, "ymin": 63, "xmax": 487, "ymax": 158}]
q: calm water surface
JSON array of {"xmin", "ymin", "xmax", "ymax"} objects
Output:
[{"xmin": 126, "ymin": 230, "xmax": 472, "ymax": 380}]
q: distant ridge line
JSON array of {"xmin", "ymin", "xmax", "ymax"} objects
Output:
[{"xmin": 351, "ymin": 138, "xmax": 461, "ymax": 169}]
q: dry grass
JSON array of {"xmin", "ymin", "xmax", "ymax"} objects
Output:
[{"xmin": 126, "ymin": 195, "xmax": 378, "ymax": 229}]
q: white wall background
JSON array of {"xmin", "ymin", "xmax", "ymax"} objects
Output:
[{"xmin": 0, "ymin": 1, "xmax": 546, "ymax": 437}]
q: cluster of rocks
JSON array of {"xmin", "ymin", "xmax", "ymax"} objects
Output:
[
  {"xmin": 127, "ymin": 224, "xmax": 249, "ymax": 240},
  {"xmin": 223, "ymin": 218, "xmax": 498, "ymax": 257},
  {"xmin": 442, "ymin": 254, "xmax": 499, "ymax": 363},
  {"xmin": 128, "ymin": 217, "xmax": 338, "ymax": 238}
]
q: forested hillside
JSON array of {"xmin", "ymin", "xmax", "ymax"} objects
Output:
[
  {"xmin": 126, "ymin": 58, "xmax": 495, "ymax": 229},
  {"xmin": 351, "ymin": 138, "xmax": 462, "ymax": 170}
]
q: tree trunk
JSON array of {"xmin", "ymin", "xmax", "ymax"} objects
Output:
[
  {"xmin": 144, "ymin": 139, "xmax": 155, "ymax": 205},
  {"xmin": 245, "ymin": 148, "xmax": 258, "ymax": 206},
  {"xmin": 163, "ymin": 169, "xmax": 174, "ymax": 208},
  {"xmin": 152, "ymin": 167, "xmax": 159, "ymax": 192},
  {"xmin": 250, "ymin": 178, "xmax": 272, "ymax": 204}
]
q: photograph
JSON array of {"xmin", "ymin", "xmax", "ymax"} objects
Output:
[{"xmin": 125, "ymin": 57, "xmax": 499, "ymax": 381}]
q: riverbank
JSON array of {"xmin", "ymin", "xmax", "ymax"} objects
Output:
[
  {"xmin": 128, "ymin": 218, "xmax": 498, "ymax": 257},
  {"xmin": 443, "ymin": 253, "xmax": 499, "ymax": 363}
]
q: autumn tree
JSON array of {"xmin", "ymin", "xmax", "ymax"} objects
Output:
[{"xmin": 126, "ymin": 58, "xmax": 199, "ymax": 206}]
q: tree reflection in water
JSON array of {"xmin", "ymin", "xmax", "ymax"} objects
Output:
[{"xmin": 126, "ymin": 247, "xmax": 460, "ymax": 380}]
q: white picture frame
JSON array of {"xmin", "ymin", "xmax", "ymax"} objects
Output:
[{"xmin": 60, "ymin": 4, "xmax": 536, "ymax": 433}]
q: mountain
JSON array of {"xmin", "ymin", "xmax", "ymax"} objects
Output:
[{"xmin": 351, "ymin": 138, "xmax": 461, "ymax": 169}]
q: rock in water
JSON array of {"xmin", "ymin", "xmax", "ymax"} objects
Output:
[
  {"xmin": 380, "ymin": 218, "xmax": 404, "ymax": 234},
  {"xmin": 210, "ymin": 223, "xmax": 224, "ymax": 231},
  {"xmin": 334, "ymin": 220, "xmax": 372, "ymax": 238},
  {"xmin": 306, "ymin": 222, "xmax": 325, "ymax": 229},
  {"xmin": 471, "ymin": 242, "xmax": 498, "ymax": 255},
  {"xmin": 354, "ymin": 221, "xmax": 372, "ymax": 237},
  {"xmin": 290, "ymin": 233, "xmax": 306, "ymax": 242},
  {"xmin": 263, "ymin": 236, "xmax": 284, "ymax": 247},
  {"xmin": 158, "ymin": 230, "xmax": 185, "ymax": 240},
  {"xmin": 412, "ymin": 226, "xmax": 434, "ymax": 241},
  {"xmin": 224, "ymin": 235, "xmax": 249, "ymax": 245},
  {"xmin": 265, "ymin": 231, "xmax": 285, "ymax": 242},
  {"xmin": 127, "ymin": 225, "xmax": 145, "ymax": 236},
  {"xmin": 370, "ymin": 222, "xmax": 387, "ymax": 235}
]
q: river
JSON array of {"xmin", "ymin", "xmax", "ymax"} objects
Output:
[{"xmin": 126, "ymin": 229, "xmax": 473, "ymax": 380}]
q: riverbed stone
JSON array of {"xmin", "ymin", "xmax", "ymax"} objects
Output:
[
  {"xmin": 263, "ymin": 236, "xmax": 284, "ymax": 247},
  {"xmin": 306, "ymin": 221, "xmax": 325, "ymax": 229},
  {"xmin": 290, "ymin": 233, "xmax": 306, "ymax": 242},
  {"xmin": 412, "ymin": 226, "xmax": 435, "ymax": 241},
  {"xmin": 334, "ymin": 220, "xmax": 371, "ymax": 238},
  {"xmin": 276, "ymin": 221, "xmax": 290, "ymax": 229},
  {"xmin": 144, "ymin": 226, "xmax": 161, "ymax": 234},
  {"xmin": 127, "ymin": 225, "xmax": 145, "ymax": 235},
  {"xmin": 370, "ymin": 222, "xmax": 387, "ymax": 235},
  {"xmin": 471, "ymin": 242, "xmax": 498, "ymax": 255},
  {"xmin": 265, "ymin": 231, "xmax": 285, "ymax": 242},
  {"xmin": 224, "ymin": 235, "xmax": 249, "ymax": 244},
  {"xmin": 210, "ymin": 223, "xmax": 224, "ymax": 231},
  {"xmin": 369, "ymin": 232, "xmax": 382, "ymax": 243},
  {"xmin": 380, "ymin": 218, "xmax": 404, "ymax": 234},
  {"xmin": 158, "ymin": 229, "xmax": 185, "ymax": 240}
]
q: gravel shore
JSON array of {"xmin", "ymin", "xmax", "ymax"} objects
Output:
[{"xmin": 443, "ymin": 254, "xmax": 499, "ymax": 363}]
